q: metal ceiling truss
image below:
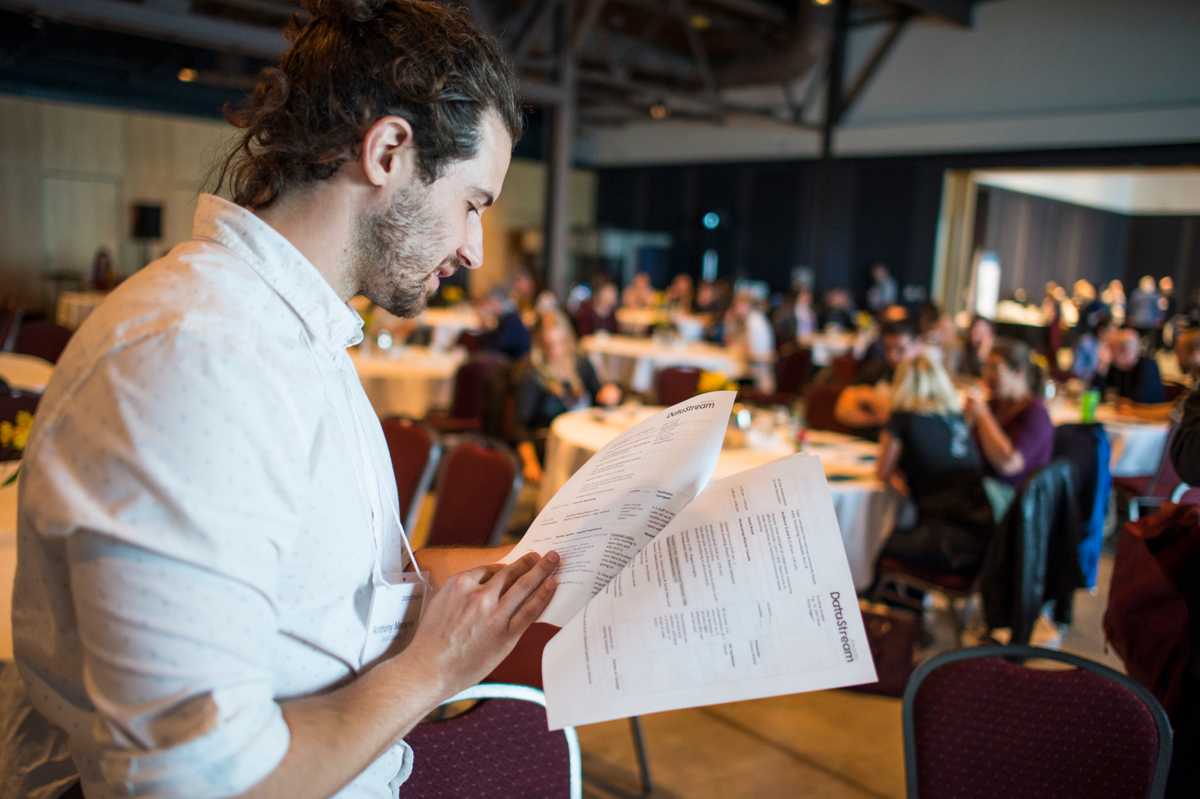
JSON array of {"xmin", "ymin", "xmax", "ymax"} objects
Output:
[{"xmin": 0, "ymin": 0, "xmax": 974, "ymax": 135}]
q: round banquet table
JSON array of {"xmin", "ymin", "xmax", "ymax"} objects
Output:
[
  {"xmin": 0, "ymin": 353, "xmax": 54, "ymax": 393},
  {"xmin": 418, "ymin": 306, "xmax": 484, "ymax": 350},
  {"xmin": 1049, "ymin": 399, "xmax": 1171, "ymax": 477},
  {"xmin": 615, "ymin": 308, "xmax": 709, "ymax": 341},
  {"xmin": 537, "ymin": 407, "xmax": 901, "ymax": 591},
  {"xmin": 350, "ymin": 346, "xmax": 465, "ymax": 418},
  {"xmin": 56, "ymin": 290, "xmax": 109, "ymax": 330},
  {"xmin": 1, "ymin": 462, "xmax": 19, "ymax": 659},
  {"xmin": 581, "ymin": 334, "xmax": 746, "ymax": 394}
]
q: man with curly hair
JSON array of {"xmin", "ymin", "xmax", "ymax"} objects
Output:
[{"xmin": 0, "ymin": 2, "xmax": 558, "ymax": 797}]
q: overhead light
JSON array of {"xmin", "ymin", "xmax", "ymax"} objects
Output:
[
  {"xmin": 648, "ymin": 103, "xmax": 669, "ymax": 121},
  {"xmin": 177, "ymin": 68, "xmax": 198, "ymax": 83},
  {"xmin": 814, "ymin": 0, "xmax": 832, "ymax": 5},
  {"xmin": 689, "ymin": 14, "xmax": 711, "ymax": 30}
]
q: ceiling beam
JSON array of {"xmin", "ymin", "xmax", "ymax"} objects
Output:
[
  {"xmin": 895, "ymin": 0, "xmax": 972, "ymax": 26},
  {"xmin": 837, "ymin": 9, "xmax": 911, "ymax": 123},
  {"xmin": 0, "ymin": 0, "xmax": 286, "ymax": 57},
  {"xmin": 697, "ymin": 0, "xmax": 786, "ymax": 24}
]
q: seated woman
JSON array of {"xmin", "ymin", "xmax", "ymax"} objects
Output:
[
  {"xmin": 876, "ymin": 355, "xmax": 995, "ymax": 574},
  {"xmin": 964, "ymin": 338, "xmax": 1055, "ymax": 488},
  {"xmin": 513, "ymin": 317, "xmax": 622, "ymax": 483},
  {"xmin": 723, "ymin": 289, "xmax": 776, "ymax": 393}
]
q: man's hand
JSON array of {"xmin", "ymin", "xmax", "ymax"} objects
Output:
[{"xmin": 396, "ymin": 551, "xmax": 559, "ymax": 698}]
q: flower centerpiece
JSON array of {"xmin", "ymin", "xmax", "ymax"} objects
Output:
[{"xmin": 1, "ymin": 410, "xmax": 32, "ymax": 486}]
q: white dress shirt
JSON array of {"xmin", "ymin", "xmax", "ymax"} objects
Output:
[{"xmin": 0, "ymin": 195, "xmax": 417, "ymax": 798}]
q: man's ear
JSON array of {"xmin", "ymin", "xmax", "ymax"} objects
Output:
[{"xmin": 360, "ymin": 116, "xmax": 417, "ymax": 189}]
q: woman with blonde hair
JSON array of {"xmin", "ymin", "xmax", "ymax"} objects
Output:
[
  {"xmin": 513, "ymin": 316, "xmax": 621, "ymax": 482},
  {"xmin": 875, "ymin": 354, "xmax": 995, "ymax": 575}
]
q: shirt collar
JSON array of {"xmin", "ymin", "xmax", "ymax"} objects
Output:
[{"xmin": 191, "ymin": 194, "xmax": 364, "ymax": 351}]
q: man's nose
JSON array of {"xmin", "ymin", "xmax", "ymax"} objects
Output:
[{"xmin": 457, "ymin": 215, "xmax": 484, "ymax": 270}]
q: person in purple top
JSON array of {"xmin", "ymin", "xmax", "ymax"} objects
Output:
[{"xmin": 964, "ymin": 338, "xmax": 1055, "ymax": 488}]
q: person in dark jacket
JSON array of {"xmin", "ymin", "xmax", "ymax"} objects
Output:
[
  {"xmin": 513, "ymin": 316, "xmax": 621, "ymax": 483},
  {"xmin": 574, "ymin": 281, "xmax": 618, "ymax": 336},
  {"xmin": 1172, "ymin": 385, "xmax": 1200, "ymax": 485},
  {"xmin": 477, "ymin": 286, "xmax": 531, "ymax": 360},
  {"xmin": 1093, "ymin": 327, "xmax": 1166, "ymax": 404}
]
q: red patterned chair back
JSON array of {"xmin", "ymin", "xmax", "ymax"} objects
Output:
[
  {"xmin": 380, "ymin": 417, "xmax": 441, "ymax": 534},
  {"xmin": 426, "ymin": 436, "xmax": 521, "ymax": 548},
  {"xmin": 449, "ymin": 354, "xmax": 510, "ymax": 421},
  {"xmin": 830, "ymin": 353, "xmax": 859, "ymax": 384},
  {"xmin": 804, "ymin": 382, "xmax": 854, "ymax": 434},
  {"xmin": 654, "ymin": 366, "xmax": 701, "ymax": 406},
  {"xmin": 775, "ymin": 346, "xmax": 813, "ymax": 396},
  {"xmin": 13, "ymin": 320, "xmax": 73, "ymax": 364},
  {"xmin": 402, "ymin": 683, "xmax": 581, "ymax": 799},
  {"xmin": 903, "ymin": 645, "xmax": 1172, "ymax": 799}
]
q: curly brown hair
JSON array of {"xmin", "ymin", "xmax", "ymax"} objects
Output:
[{"xmin": 214, "ymin": 0, "xmax": 523, "ymax": 209}]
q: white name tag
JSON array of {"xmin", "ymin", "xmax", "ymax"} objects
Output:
[{"xmin": 361, "ymin": 572, "xmax": 426, "ymax": 669}]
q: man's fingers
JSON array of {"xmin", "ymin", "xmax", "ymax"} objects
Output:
[
  {"xmin": 483, "ymin": 552, "xmax": 540, "ymax": 596},
  {"xmin": 457, "ymin": 563, "xmax": 503, "ymax": 586},
  {"xmin": 507, "ymin": 574, "xmax": 558, "ymax": 634},
  {"xmin": 497, "ymin": 551, "xmax": 559, "ymax": 617}
]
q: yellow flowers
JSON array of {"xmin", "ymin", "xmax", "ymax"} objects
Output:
[
  {"xmin": 0, "ymin": 410, "xmax": 33, "ymax": 452},
  {"xmin": 443, "ymin": 286, "xmax": 465, "ymax": 304}
]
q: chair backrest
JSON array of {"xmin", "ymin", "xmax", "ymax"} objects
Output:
[
  {"xmin": 1146, "ymin": 424, "xmax": 1183, "ymax": 499},
  {"xmin": 803, "ymin": 382, "xmax": 853, "ymax": 434},
  {"xmin": 379, "ymin": 417, "xmax": 441, "ymax": 534},
  {"xmin": 449, "ymin": 354, "xmax": 510, "ymax": 421},
  {"xmin": 654, "ymin": 366, "xmax": 701, "ymax": 406},
  {"xmin": 775, "ymin": 346, "xmax": 813, "ymax": 396},
  {"xmin": 903, "ymin": 645, "xmax": 1172, "ymax": 799},
  {"xmin": 402, "ymin": 683, "xmax": 581, "ymax": 799},
  {"xmin": 12, "ymin": 320, "xmax": 73, "ymax": 364},
  {"xmin": 829, "ymin": 353, "xmax": 859, "ymax": 385},
  {"xmin": 426, "ymin": 436, "xmax": 521, "ymax": 548},
  {"xmin": 1051, "ymin": 423, "xmax": 1111, "ymax": 589}
]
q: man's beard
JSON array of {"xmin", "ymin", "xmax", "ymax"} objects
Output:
[{"xmin": 353, "ymin": 185, "xmax": 450, "ymax": 319}]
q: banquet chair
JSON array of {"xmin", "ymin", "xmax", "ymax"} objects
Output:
[
  {"xmin": 1114, "ymin": 425, "xmax": 1189, "ymax": 521},
  {"xmin": 380, "ymin": 417, "xmax": 442, "ymax": 534},
  {"xmin": 829, "ymin": 353, "xmax": 859, "ymax": 385},
  {"xmin": 903, "ymin": 645, "xmax": 1172, "ymax": 799},
  {"xmin": 742, "ymin": 346, "xmax": 814, "ymax": 406},
  {"xmin": 426, "ymin": 436, "xmax": 521, "ymax": 548},
  {"xmin": 802, "ymin": 382, "xmax": 855, "ymax": 435},
  {"xmin": 402, "ymin": 683, "xmax": 582, "ymax": 799},
  {"xmin": 12, "ymin": 319, "xmax": 73, "ymax": 364},
  {"xmin": 486, "ymin": 624, "xmax": 657, "ymax": 797},
  {"xmin": 654, "ymin": 366, "xmax": 701, "ymax": 406},
  {"xmin": 426, "ymin": 353, "xmax": 511, "ymax": 434}
]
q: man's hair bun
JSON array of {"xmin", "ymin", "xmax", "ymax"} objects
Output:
[{"xmin": 300, "ymin": 0, "xmax": 385, "ymax": 23}]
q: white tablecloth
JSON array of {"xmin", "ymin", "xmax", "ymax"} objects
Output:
[
  {"xmin": 0, "ymin": 353, "xmax": 53, "ymax": 393},
  {"xmin": 1, "ymin": 463, "xmax": 19, "ymax": 659},
  {"xmin": 56, "ymin": 290, "xmax": 109, "ymax": 330},
  {"xmin": 615, "ymin": 308, "xmax": 709, "ymax": 341},
  {"xmin": 581, "ymin": 334, "xmax": 745, "ymax": 394},
  {"xmin": 350, "ymin": 347, "xmax": 465, "ymax": 418},
  {"xmin": 537, "ymin": 409, "xmax": 900, "ymax": 590},
  {"xmin": 1049, "ymin": 400, "xmax": 1171, "ymax": 477},
  {"xmin": 418, "ymin": 307, "xmax": 483, "ymax": 350}
]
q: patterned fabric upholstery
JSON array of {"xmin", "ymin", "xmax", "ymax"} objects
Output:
[
  {"xmin": 403, "ymin": 697, "xmax": 572, "ymax": 798},
  {"xmin": 654, "ymin": 366, "xmax": 701, "ymax": 406},
  {"xmin": 426, "ymin": 438, "xmax": 518, "ymax": 548},
  {"xmin": 910, "ymin": 655, "xmax": 1163, "ymax": 798},
  {"xmin": 380, "ymin": 417, "xmax": 439, "ymax": 532}
]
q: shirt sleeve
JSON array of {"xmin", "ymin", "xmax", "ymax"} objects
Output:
[
  {"xmin": 24, "ymin": 323, "xmax": 308, "ymax": 797},
  {"xmin": 1008, "ymin": 403, "xmax": 1055, "ymax": 474}
]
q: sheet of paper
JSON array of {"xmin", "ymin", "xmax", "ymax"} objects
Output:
[
  {"xmin": 541, "ymin": 454, "xmax": 877, "ymax": 729},
  {"xmin": 504, "ymin": 391, "xmax": 736, "ymax": 626}
]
